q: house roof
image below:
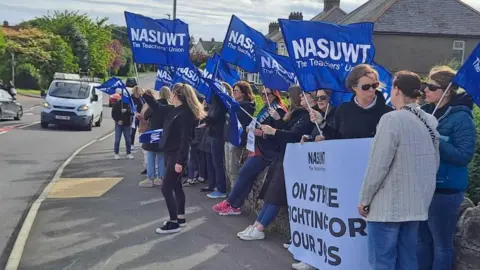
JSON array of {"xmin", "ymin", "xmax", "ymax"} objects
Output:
[
  {"xmin": 267, "ymin": 5, "xmax": 347, "ymax": 42},
  {"xmin": 199, "ymin": 40, "xmax": 223, "ymax": 52},
  {"xmin": 337, "ymin": 0, "xmax": 480, "ymax": 36},
  {"xmin": 311, "ymin": 5, "xmax": 347, "ymax": 22}
]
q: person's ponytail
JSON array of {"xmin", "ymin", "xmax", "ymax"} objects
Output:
[{"xmin": 172, "ymin": 83, "xmax": 206, "ymax": 120}]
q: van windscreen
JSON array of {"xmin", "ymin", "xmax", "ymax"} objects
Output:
[{"xmin": 48, "ymin": 82, "xmax": 90, "ymax": 99}]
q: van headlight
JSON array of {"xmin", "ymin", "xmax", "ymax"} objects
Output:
[
  {"xmin": 42, "ymin": 102, "xmax": 51, "ymax": 109},
  {"xmin": 78, "ymin": 104, "xmax": 90, "ymax": 111}
]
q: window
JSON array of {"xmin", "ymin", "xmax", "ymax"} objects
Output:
[
  {"xmin": 452, "ymin": 40, "xmax": 465, "ymax": 63},
  {"xmin": 278, "ymin": 42, "xmax": 288, "ymax": 56}
]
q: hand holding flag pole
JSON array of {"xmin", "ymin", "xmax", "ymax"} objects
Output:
[{"xmin": 301, "ymin": 92, "xmax": 323, "ymax": 136}]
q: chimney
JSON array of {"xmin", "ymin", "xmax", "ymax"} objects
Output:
[
  {"xmin": 324, "ymin": 0, "xmax": 340, "ymax": 12},
  {"xmin": 211, "ymin": 38, "xmax": 215, "ymax": 42},
  {"xmin": 268, "ymin": 22, "xmax": 280, "ymax": 35},
  {"xmin": 288, "ymin": 11, "xmax": 303, "ymax": 21},
  {"xmin": 199, "ymin": 38, "xmax": 203, "ymax": 42}
]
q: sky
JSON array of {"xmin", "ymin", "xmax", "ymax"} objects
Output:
[{"xmin": 1, "ymin": 0, "xmax": 480, "ymax": 42}]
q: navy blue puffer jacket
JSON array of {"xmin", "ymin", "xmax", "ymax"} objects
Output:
[{"xmin": 422, "ymin": 92, "xmax": 476, "ymax": 192}]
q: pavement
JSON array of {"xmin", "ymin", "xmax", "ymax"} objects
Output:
[
  {"xmin": 0, "ymin": 73, "xmax": 156, "ymax": 268},
  {"xmin": 18, "ymin": 133, "xmax": 292, "ymax": 270}
]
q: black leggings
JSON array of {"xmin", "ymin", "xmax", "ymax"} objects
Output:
[{"xmin": 161, "ymin": 152, "xmax": 186, "ymax": 221}]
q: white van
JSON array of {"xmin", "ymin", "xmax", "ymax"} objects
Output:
[{"xmin": 40, "ymin": 74, "xmax": 103, "ymax": 131}]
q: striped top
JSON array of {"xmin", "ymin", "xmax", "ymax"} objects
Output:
[{"xmin": 359, "ymin": 103, "xmax": 440, "ymax": 222}]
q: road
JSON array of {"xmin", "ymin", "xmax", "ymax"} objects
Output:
[{"xmin": 0, "ymin": 73, "xmax": 156, "ymax": 268}]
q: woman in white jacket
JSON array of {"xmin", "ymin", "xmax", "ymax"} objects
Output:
[{"xmin": 358, "ymin": 70, "xmax": 440, "ymax": 270}]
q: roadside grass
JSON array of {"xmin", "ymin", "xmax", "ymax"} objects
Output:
[{"xmin": 17, "ymin": 88, "xmax": 41, "ymax": 96}]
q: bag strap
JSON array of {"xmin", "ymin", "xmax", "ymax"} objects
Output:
[{"xmin": 402, "ymin": 106, "xmax": 436, "ymax": 144}]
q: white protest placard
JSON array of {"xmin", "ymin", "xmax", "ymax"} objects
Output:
[
  {"xmin": 283, "ymin": 138, "xmax": 373, "ymax": 270},
  {"xmin": 246, "ymin": 120, "xmax": 256, "ymax": 152}
]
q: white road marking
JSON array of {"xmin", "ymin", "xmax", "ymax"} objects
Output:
[
  {"xmin": 0, "ymin": 131, "xmax": 7, "ymax": 135},
  {"xmin": 24, "ymin": 105, "xmax": 40, "ymax": 113},
  {"xmin": 23, "ymin": 113, "xmax": 34, "ymax": 116},
  {"xmin": 17, "ymin": 121, "xmax": 40, "ymax": 129},
  {"xmin": 5, "ymin": 130, "xmax": 115, "ymax": 270}
]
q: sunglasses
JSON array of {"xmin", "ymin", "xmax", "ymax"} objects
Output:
[
  {"xmin": 358, "ymin": 82, "xmax": 380, "ymax": 91},
  {"xmin": 315, "ymin": 95, "xmax": 329, "ymax": 101},
  {"xmin": 421, "ymin": 83, "xmax": 443, "ymax": 92},
  {"xmin": 261, "ymin": 92, "xmax": 273, "ymax": 96}
]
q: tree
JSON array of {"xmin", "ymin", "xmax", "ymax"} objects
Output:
[
  {"xmin": 107, "ymin": 39, "xmax": 125, "ymax": 73},
  {"xmin": 0, "ymin": 28, "xmax": 5, "ymax": 55},
  {"xmin": 23, "ymin": 10, "xmax": 114, "ymax": 77},
  {"xmin": 190, "ymin": 52, "xmax": 208, "ymax": 67},
  {"xmin": 3, "ymin": 21, "xmax": 8, "ymax": 27}
]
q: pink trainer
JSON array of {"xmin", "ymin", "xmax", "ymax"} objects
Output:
[{"xmin": 212, "ymin": 200, "xmax": 229, "ymax": 212}]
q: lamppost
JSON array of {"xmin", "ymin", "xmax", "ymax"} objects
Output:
[{"xmin": 173, "ymin": 0, "xmax": 177, "ymax": 20}]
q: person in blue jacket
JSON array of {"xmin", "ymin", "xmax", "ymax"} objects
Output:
[{"xmin": 418, "ymin": 65, "xmax": 476, "ymax": 270}]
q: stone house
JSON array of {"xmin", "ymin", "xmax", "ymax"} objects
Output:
[
  {"xmin": 338, "ymin": 0, "xmax": 480, "ymax": 75},
  {"xmin": 189, "ymin": 38, "xmax": 222, "ymax": 56}
]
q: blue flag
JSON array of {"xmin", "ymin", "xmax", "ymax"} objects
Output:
[
  {"xmin": 154, "ymin": 68, "xmax": 173, "ymax": 90},
  {"xmin": 453, "ymin": 42, "xmax": 480, "ymax": 106},
  {"xmin": 172, "ymin": 61, "xmax": 210, "ymax": 96},
  {"xmin": 203, "ymin": 77, "xmax": 243, "ymax": 146},
  {"xmin": 96, "ymin": 77, "xmax": 135, "ymax": 110},
  {"xmin": 220, "ymin": 15, "xmax": 277, "ymax": 72},
  {"xmin": 279, "ymin": 20, "xmax": 375, "ymax": 92},
  {"xmin": 371, "ymin": 62, "xmax": 393, "ymax": 106},
  {"xmin": 124, "ymin": 11, "xmax": 190, "ymax": 67},
  {"xmin": 255, "ymin": 47, "xmax": 298, "ymax": 91},
  {"xmin": 203, "ymin": 54, "xmax": 240, "ymax": 87},
  {"xmin": 139, "ymin": 129, "xmax": 163, "ymax": 144}
]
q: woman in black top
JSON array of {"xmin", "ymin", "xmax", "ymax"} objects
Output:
[
  {"xmin": 156, "ymin": 83, "xmax": 206, "ymax": 234},
  {"xmin": 301, "ymin": 89, "xmax": 337, "ymax": 143},
  {"xmin": 236, "ymin": 85, "xmax": 316, "ymax": 240},
  {"xmin": 138, "ymin": 87, "xmax": 172, "ymax": 188},
  {"xmin": 321, "ymin": 64, "xmax": 393, "ymax": 140}
]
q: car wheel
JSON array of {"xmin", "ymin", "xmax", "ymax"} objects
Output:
[
  {"xmin": 41, "ymin": 122, "xmax": 49, "ymax": 129},
  {"xmin": 95, "ymin": 112, "xmax": 102, "ymax": 127},
  {"xmin": 14, "ymin": 107, "xmax": 23, "ymax": 120},
  {"xmin": 84, "ymin": 117, "xmax": 93, "ymax": 131}
]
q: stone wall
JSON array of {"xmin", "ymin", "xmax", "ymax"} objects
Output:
[{"xmin": 225, "ymin": 146, "xmax": 480, "ymax": 267}]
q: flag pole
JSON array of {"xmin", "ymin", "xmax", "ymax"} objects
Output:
[{"xmin": 302, "ymin": 92, "xmax": 322, "ymax": 136}]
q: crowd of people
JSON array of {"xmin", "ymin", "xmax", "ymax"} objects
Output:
[{"xmin": 110, "ymin": 63, "xmax": 476, "ymax": 270}]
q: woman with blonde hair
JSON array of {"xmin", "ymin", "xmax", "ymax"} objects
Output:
[
  {"xmin": 139, "ymin": 87, "xmax": 171, "ymax": 188},
  {"xmin": 418, "ymin": 65, "xmax": 476, "ymax": 270},
  {"xmin": 156, "ymin": 83, "xmax": 206, "ymax": 234}
]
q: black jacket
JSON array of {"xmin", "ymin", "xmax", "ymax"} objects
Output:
[
  {"xmin": 132, "ymin": 96, "xmax": 144, "ymax": 113},
  {"xmin": 310, "ymin": 106, "xmax": 337, "ymax": 139},
  {"xmin": 158, "ymin": 104, "xmax": 196, "ymax": 165},
  {"xmin": 324, "ymin": 91, "xmax": 393, "ymax": 139},
  {"xmin": 259, "ymin": 109, "xmax": 313, "ymax": 206},
  {"xmin": 256, "ymin": 105, "xmax": 287, "ymax": 161},
  {"xmin": 204, "ymin": 94, "xmax": 227, "ymax": 138},
  {"xmin": 224, "ymin": 100, "xmax": 256, "ymax": 146},
  {"xmin": 111, "ymin": 100, "xmax": 133, "ymax": 126},
  {"xmin": 142, "ymin": 96, "xmax": 172, "ymax": 152}
]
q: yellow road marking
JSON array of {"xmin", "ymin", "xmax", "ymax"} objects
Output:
[{"xmin": 48, "ymin": 177, "xmax": 123, "ymax": 199}]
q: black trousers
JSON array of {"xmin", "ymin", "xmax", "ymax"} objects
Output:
[
  {"xmin": 161, "ymin": 152, "xmax": 186, "ymax": 221},
  {"xmin": 131, "ymin": 120, "xmax": 138, "ymax": 146}
]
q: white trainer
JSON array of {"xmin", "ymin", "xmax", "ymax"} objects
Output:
[
  {"xmin": 114, "ymin": 154, "xmax": 120, "ymax": 160},
  {"xmin": 138, "ymin": 179, "xmax": 154, "ymax": 188},
  {"xmin": 292, "ymin": 261, "xmax": 315, "ymax": 270},
  {"xmin": 126, "ymin": 154, "xmax": 134, "ymax": 160},
  {"xmin": 236, "ymin": 225, "xmax": 253, "ymax": 238},
  {"xmin": 153, "ymin": 178, "xmax": 163, "ymax": 186},
  {"xmin": 239, "ymin": 228, "xmax": 265, "ymax": 241}
]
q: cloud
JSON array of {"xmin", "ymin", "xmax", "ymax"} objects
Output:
[{"xmin": 1, "ymin": 0, "xmax": 479, "ymax": 42}]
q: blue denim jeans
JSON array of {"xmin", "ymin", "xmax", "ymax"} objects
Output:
[
  {"xmin": 227, "ymin": 156, "xmax": 270, "ymax": 208},
  {"xmin": 417, "ymin": 192, "xmax": 464, "ymax": 270},
  {"xmin": 114, "ymin": 123, "xmax": 131, "ymax": 154},
  {"xmin": 256, "ymin": 203, "xmax": 280, "ymax": 228},
  {"xmin": 188, "ymin": 146, "xmax": 199, "ymax": 179},
  {"xmin": 368, "ymin": 221, "xmax": 419, "ymax": 270},
  {"xmin": 211, "ymin": 137, "xmax": 227, "ymax": 193},
  {"xmin": 146, "ymin": 151, "xmax": 165, "ymax": 180}
]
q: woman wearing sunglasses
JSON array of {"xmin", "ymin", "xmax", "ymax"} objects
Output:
[
  {"xmin": 212, "ymin": 88, "xmax": 287, "ymax": 216},
  {"xmin": 301, "ymin": 89, "xmax": 337, "ymax": 143},
  {"xmin": 320, "ymin": 64, "xmax": 393, "ymax": 140},
  {"xmin": 417, "ymin": 66, "xmax": 476, "ymax": 270}
]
